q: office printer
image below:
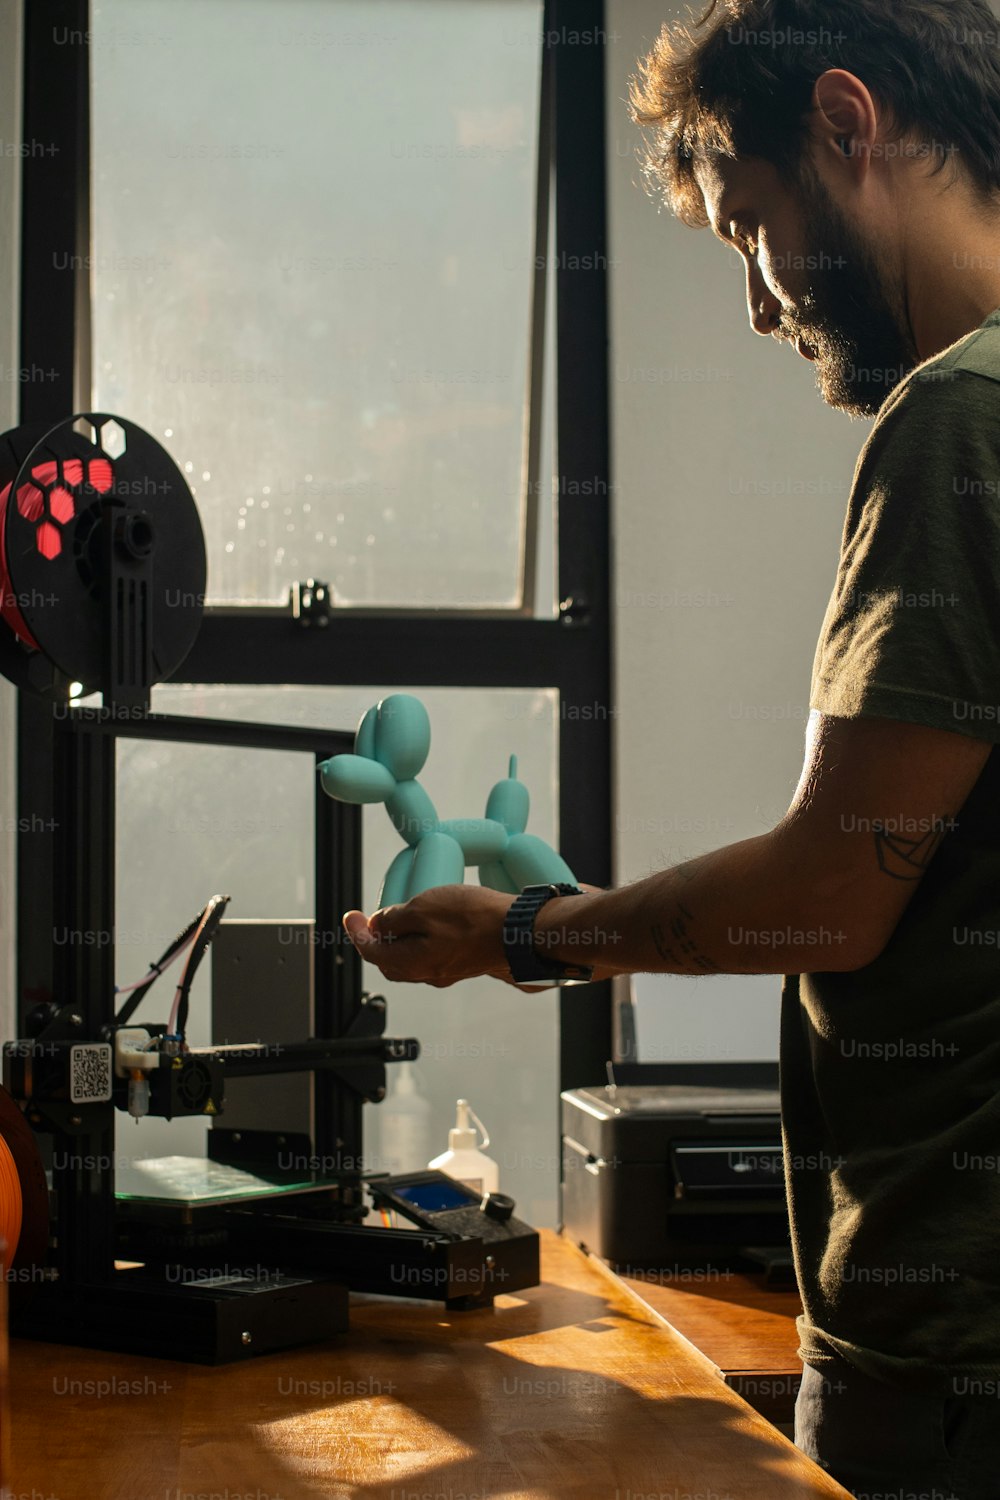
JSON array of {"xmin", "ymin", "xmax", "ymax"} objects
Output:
[{"xmin": 560, "ymin": 1063, "xmax": 790, "ymax": 1267}]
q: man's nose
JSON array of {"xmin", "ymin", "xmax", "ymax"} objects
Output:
[{"xmin": 746, "ymin": 263, "xmax": 782, "ymax": 337}]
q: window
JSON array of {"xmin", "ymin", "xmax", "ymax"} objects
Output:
[{"xmin": 90, "ymin": 0, "xmax": 553, "ymax": 611}]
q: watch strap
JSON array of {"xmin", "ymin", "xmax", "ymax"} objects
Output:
[{"xmin": 502, "ymin": 883, "xmax": 594, "ymax": 983}]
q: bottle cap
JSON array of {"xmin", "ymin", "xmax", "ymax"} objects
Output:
[{"xmin": 448, "ymin": 1098, "xmax": 489, "ymax": 1152}]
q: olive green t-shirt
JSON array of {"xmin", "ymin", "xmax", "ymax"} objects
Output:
[{"xmin": 781, "ymin": 307, "xmax": 1000, "ymax": 1395}]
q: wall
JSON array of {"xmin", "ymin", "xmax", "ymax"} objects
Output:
[{"xmin": 605, "ymin": 2, "xmax": 872, "ymax": 1060}]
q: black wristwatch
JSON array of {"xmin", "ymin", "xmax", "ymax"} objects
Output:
[{"xmin": 502, "ymin": 883, "xmax": 594, "ymax": 985}]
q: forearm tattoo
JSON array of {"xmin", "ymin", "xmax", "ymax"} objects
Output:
[
  {"xmin": 650, "ymin": 903, "xmax": 722, "ymax": 973},
  {"xmin": 872, "ymin": 817, "xmax": 952, "ymax": 881}
]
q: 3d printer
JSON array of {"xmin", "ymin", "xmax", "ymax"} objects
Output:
[{"xmin": 0, "ymin": 412, "xmax": 539, "ymax": 1363}]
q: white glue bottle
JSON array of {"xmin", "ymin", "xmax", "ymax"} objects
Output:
[
  {"xmin": 429, "ymin": 1098, "xmax": 499, "ymax": 1196},
  {"xmin": 377, "ymin": 1061, "xmax": 432, "ymax": 1176}
]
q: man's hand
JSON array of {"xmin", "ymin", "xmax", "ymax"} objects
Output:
[
  {"xmin": 343, "ymin": 884, "xmax": 515, "ymax": 987},
  {"xmin": 342, "ymin": 882, "xmax": 613, "ymax": 988}
]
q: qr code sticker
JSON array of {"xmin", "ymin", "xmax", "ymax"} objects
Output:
[{"xmin": 70, "ymin": 1044, "xmax": 113, "ymax": 1104}]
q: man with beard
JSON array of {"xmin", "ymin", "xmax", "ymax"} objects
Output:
[{"xmin": 343, "ymin": 2, "xmax": 1000, "ymax": 1493}]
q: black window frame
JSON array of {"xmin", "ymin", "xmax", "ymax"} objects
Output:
[{"xmin": 16, "ymin": 0, "xmax": 613, "ymax": 1092}]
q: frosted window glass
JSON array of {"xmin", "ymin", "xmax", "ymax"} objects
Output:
[
  {"xmin": 113, "ymin": 683, "xmax": 562, "ymax": 1226},
  {"xmin": 90, "ymin": 0, "xmax": 546, "ymax": 609}
]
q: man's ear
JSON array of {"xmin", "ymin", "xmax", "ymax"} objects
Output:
[{"xmin": 811, "ymin": 68, "xmax": 878, "ymax": 174}]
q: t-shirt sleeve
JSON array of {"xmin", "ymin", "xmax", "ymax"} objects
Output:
[{"xmin": 810, "ymin": 368, "xmax": 1000, "ymax": 743}]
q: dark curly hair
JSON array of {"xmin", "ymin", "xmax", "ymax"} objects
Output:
[{"xmin": 630, "ymin": 0, "xmax": 1000, "ymax": 226}]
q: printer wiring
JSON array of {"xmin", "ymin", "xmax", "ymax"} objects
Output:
[
  {"xmin": 115, "ymin": 892, "xmax": 231, "ymax": 1045},
  {"xmin": 167, "ymin": 893, "xmax": 231, "ymax": 1042}
]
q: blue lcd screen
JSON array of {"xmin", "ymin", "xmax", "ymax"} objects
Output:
[{"xmin": 393, "ymin": 1180, "xmax": 476, "ymax": 1212}]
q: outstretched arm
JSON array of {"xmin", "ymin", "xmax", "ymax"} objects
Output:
[{"xmin": 343, "ymin": 713, "xmax": 991, "ymax": 984}]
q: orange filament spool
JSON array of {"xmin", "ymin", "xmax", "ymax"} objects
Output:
[
  {"xmin": 0, "ymin": 1132, "xmax": 22, "ymax": 1272},
  {"xmin": 0, "ymin": 1087, "xmax": 48, "ymax": 1291}
]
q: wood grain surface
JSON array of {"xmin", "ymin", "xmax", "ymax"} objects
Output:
[
  {"xmin": 7, "ymin": 1231, "xmax": 849, "ymax": 1500},
  {"xmin": 608, "ymin": 1264, "xmax": 804, "ymax": 1423}
]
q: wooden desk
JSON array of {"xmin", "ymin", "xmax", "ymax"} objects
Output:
[
  {"xmin": 609, "ymin": 1265, "xmax": 804, "ymax": 1425},
  {"xmin": 8, "ymin": 1232, "xmax": 848, "ymax": 1500}
]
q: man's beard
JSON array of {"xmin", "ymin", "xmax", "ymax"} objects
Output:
[{"xmin": 779, "ymin": 165, "xmax": 919, "ymax": 417}]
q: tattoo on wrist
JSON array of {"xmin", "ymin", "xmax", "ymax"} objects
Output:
[{"xmin": 873, "ymin": 818, "xmax": 951, "ymax": 881}]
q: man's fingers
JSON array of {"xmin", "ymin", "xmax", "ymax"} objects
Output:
[
  {"xmin": 342, "ymin": 910, "xmax": 374, "ymax": 944},
  {"xmin": 344, "ymin": 908, "xmax": 408, "ymax": 946},
  {"xmin": 370, "ymin": 903, "xmax": 427, "ymax": 941},
  {"xmin": 342, "ymin": 910, "xmax": 431, "ymax": 985},
  {"xmin": 369, "ymin": 906, "xmax": 399, "ymax": 939}
]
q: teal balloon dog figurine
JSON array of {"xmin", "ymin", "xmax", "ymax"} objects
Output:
[{"xmin": 318, "ymin": 693, "xmax": 577, "ymax": 905}]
